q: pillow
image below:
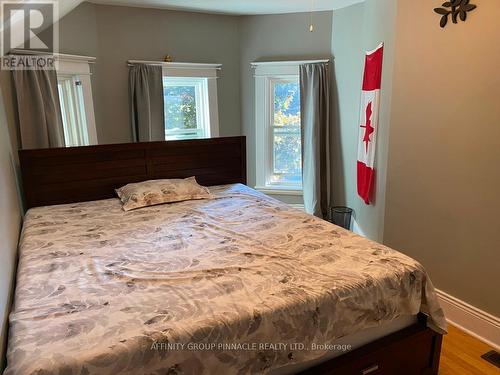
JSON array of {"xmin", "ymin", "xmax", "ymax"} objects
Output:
[{"xmin": 116, "ymin": 177, "xmax": 213, "ymax": 211}]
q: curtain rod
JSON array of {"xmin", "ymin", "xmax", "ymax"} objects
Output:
[
  {"xmin": 251, "ymin": 59, "xmax": 329, "ymax": 68},
  {"xmin": 127, "ymin": 60, "xmax": 222, "ymax": 70}
]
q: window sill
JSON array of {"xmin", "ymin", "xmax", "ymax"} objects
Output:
[{"xmin": 255, "ymin": 186, "xmax": 303, "ymax": 196}]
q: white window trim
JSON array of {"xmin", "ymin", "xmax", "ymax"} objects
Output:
[
  {"xmin": 56, "ymin": 54, "xmax": 98, "ymax": 146},
  {"xmin": 160, "ymin": 63, "xmax": 220, "ymax": 139},
  {"xmin": 253, "ymin": 61, "xmax": 304, "ymax": 195}
]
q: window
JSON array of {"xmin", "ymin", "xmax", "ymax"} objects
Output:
[
  {"xmin": 57, "ymin": 75, "xmax": 90, "ymax": 147},
  {"xmin": 271, "ymin": 78, "xmax": 301, "ymax": 186},
  {"xmin": 254, "ymin": 62, "xmax": 303, "ymax": 193},
  {"xmin": 162, "ymin": 63, "xmax": 220, "ymax": 141},
  {"xmin": 56, "ymin": 55, "xmax": 97, "ymax": 147},
  {"xmin": 163, "ymin": 77, "xmax": 210, "ymax": 140}
]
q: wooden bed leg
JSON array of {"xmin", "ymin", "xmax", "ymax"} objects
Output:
[{"xmin": 430, "ymin": 333, "xmax": 443, "ymax": 374}]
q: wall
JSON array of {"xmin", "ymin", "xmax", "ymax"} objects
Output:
[
  {"xmin": 0, "ymin": 35, "xmax": 23, "ymax": 371},
  {"xmin": 0, "ymin": 88, "xmax": 22, "ymax": 369},
  {"xmin": 0, "ymin": 7, "xmax": 26, "ymax": 368},
  {"xmin": 384, "ymin": 0, "xmax": 500, "ymax": 316},
  {"xmin": 330, "ymin": 0, "xmax": 396, "ymax": 240},
  {"xmin": 54, "ymin": 2, "xmax": 241, "ymax": 144},
  {"xmin": 239, "ymin": 11, "xmax": 333, "ymax": 205},
  {"xmin": 331, "ymin": 0, "xmax": 500, "ymax": 316},
  {"xmin": 330, "ymin": 4, "xmax": 365, "ymax": 229}
]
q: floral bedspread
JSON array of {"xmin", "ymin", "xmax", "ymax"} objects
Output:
[{"xmin": 4, "ymin": 184, "xmax": 446, "ymax": 375}]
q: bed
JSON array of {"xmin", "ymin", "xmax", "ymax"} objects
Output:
[{"xmin": 4, "ymin": 137, "xmax": 446, "ymax": 375}]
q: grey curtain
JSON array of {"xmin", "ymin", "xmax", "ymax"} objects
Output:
[
  {"xmin": 129, "ymin": 64, "xmax": 165, "ymax": 142},
  {"xmin": 300, "ymin": 63, "xmax": 330, "ymax": 218},
  {"xmin": 12, "ymin": 69, "xmax": 65, "ymax": 149}
]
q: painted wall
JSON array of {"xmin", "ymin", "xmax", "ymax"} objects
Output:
[
  {"xmin": 330, "ymin": 0, "xmax": 396, "ymax": 241},
  {"xmin": 330, "ymin": 4, "xmax": 365, "ymax": 229},
  {"xmin": 239, "ymin": 11, "xmax": 333, "ymax": 205},
  {"xmin": 0, "ymin": 40, "xmax": 23, "ymax": 370},
  {"xmin": 384, "ymin": 0, "xmax": 500, "ymax": 316},
  {"xmin": 331, "ymin": 0, "xmax": 500, "ymax": 316},
  {"xmin": 0, "ymin": 88, "xmax": 21, "ymax": 370},
  {"xmin": 53, "ymin": 2, "xmax": 241, "ymax": 144}
]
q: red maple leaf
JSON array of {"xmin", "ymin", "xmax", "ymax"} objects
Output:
[{"xmin": 360, "ymin": 101, "xmax": 374, "ymax": 153}]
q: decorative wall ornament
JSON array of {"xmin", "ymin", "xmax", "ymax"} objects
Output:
[{"xmin": 434, "ymin": 0, "xmax": 477, "ymax": 28}]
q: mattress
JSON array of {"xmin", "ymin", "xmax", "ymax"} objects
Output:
[{"xmin": 4, "ymin": 184, "xmax": 446, "ymax": 375}]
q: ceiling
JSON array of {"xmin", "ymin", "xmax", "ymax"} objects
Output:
[
  {"xmin": 87, "ymin": 0, "xmax": 365, "ymax": 15},
  {"xmin": 1, "ymin": 0, "xmax": 363, "ymax": 52}
]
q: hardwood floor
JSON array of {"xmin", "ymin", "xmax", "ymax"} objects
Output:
[{"xmin": 440, "ymin": 325, "xmax": 500, "ymax": 374}]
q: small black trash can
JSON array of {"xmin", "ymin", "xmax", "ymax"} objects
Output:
[{"xmin": 330, "ymin": 206, "xmax": 353, "ymax": 230}]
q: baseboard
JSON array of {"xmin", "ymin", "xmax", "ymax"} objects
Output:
[
  {"xmin": 289, "ymin": 204, "xmax": 305, "ymax": 211},
  {"xmin": 436, "ymin": 289, "xmax": 500, "ymax": 351}
]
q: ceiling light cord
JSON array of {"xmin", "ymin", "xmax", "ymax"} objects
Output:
[{"xmin": 309, "ymin": 0, "xmax": 315, "ymax": 32}]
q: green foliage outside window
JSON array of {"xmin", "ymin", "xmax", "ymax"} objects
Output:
[
  {"xmin": 273, "ymin": 81, "xmax": 301, "ymax": 183},
  {"xmin": 164, "ymin": 86, "xmax": 197, "ymax": 130}
]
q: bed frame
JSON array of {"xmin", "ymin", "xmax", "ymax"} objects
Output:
[
  {"xmin": 299, "ymin": 314, "xmax": 442, "ymax": 375},
  {"xmin": 18, "ymin": 136, "xmax": 442, "ymax": 374}
]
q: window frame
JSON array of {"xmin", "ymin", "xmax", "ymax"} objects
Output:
[
  {"xmin": 56, "ymin": 54, "xmax": 98, "ymax": 146},
  {"xmin": 162, "ymin": 63, "xmax": 220, "ymax": 141},
  {"xmin": 254, "ymin": 62, "xmax": 303, "ymax": 194}
]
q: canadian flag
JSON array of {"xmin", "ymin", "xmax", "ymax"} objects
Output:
[{"xmin": 357, "ymin": 43, "xmax": 384, "ymax": 205}]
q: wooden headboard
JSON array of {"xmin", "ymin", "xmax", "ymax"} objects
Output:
[{"xmin": 19, "ymin": 136, "xmax": 246, "ymax": 209}]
